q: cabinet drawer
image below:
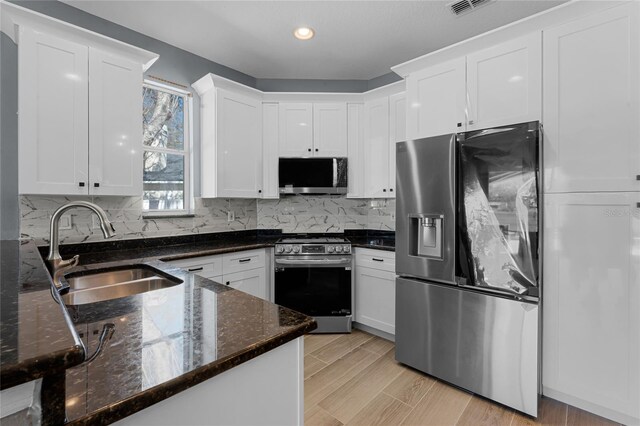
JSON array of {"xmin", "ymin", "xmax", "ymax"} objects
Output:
[
  {"xmin": 222, "ymin": 268, "xmax": 267, "ymax": 300},
  {"xmin": 355, "ymin": 248, "xmax": 395, "ymax": 272},
  {"xmin": 166, "ymin": 255, "xmax": 223, "ymax": 279},
  {"xmin": 222, "ymin": 249, "xmax": 266, "ymax": 275}
]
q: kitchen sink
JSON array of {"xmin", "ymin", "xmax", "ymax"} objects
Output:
[{"xmin": 61, "ymin": 266, "xmax": 183, "ymax": 305}]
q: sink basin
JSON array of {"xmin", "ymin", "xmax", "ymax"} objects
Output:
[{"xmin": 61, "ymin": 265, "xmax": 182, "ymax": 305}]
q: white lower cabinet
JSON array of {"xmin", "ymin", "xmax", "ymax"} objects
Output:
[
  {"xmin": 354, "ymin": 248, "xmax": 396, "ymax": 336},
  {"xmin": 543, "ymin": 192, "xmax": 639, "ymax": 424},
  {"xmin": 222, "ymin": 268, "xmax": 267, "ymax": 300},
  {"xmin": 165, "ymin": 249, "xmax": 270, "ymax": 301}
]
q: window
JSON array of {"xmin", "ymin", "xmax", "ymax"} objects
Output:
[{"xmin": 142, "ymin": 80, "xmax": 192, "ymax": 214}]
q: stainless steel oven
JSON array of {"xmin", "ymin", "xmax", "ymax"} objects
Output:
[{"xmin": 274, "ymin": 237, "xmax": 352, "ymax": 333}]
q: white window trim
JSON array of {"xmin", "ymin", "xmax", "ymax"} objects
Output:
[{"xmin": 142, "ymin": 79, "xmax": 194, "ymax": 217}]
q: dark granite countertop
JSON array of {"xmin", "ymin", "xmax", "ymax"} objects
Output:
[
  {"xmin": 1, "ymin": 229, "xmax": 393, "ymax": 424},
  {"xmin": 0, "ymin": 240, "xmax": 85, "ymax": 390},
  {"xmin": 62, "ymin": 259, "xmax": 315, "ymax": 425}
]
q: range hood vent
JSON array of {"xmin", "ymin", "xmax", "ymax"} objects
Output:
[{"xmin": 448, "ymin": 0, "xmax": 494, "ymax": 16}]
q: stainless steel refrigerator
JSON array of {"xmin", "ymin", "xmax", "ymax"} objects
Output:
[{"xmin": 395, "ymin": 121, "xmax": 541, "ymax": 417}]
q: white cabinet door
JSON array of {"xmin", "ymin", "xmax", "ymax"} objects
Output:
[
  {"xmin": 347, "ymin": 103, "xmax": 364, "ymax": 198},
  {"xmin": 466, "ymin": 32, "xmax": 542, "ymax": 131},
  {"xmin": 543, "ymin": 3, "xmax": 640, "ymax": 193},
  {"xmin": 216, "ymin": 89, "xmax": 262, "ymax": 198},
  {"xmin": 406, "ymin": 57, "xmax": 466, "ymax": 140},
  {"xmin": 313, "ymin": 103, "xmax": 347, "ymax": 157},
  {"xmin": 363, "ymin": 97, "xmax": 390, "ymax": 198},
  {"xmin": 388, "ymin": 92, "xmax": 406, "ymax": 198},
  {"xmin": 278, "ymin": 103, "xmax": 313, "ymax": 157},
  {"xmin": 223, "ymin": 268, "xmax": 267, "ymax": 300},
  {"xmin": 262, "ymin": 103, "xmax": 279, "ymax": 199},
  {"xmin": 88, "ymin": 48, "xmax": 143, "ymax": 196},
  {"xmin": 355, "ymin": 266, "xmax": 396, "ymax": 335},
  {"xmin": 18, "ymin": 28, "xmax": 89, "ymax": 195},
  {"xmin": 543, "ymin": 192, "xmax": 639, "ymax": 421}
]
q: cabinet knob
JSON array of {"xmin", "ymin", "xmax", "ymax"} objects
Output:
[
  {"xmin": 636, "ymin": 175, "xmax": 640, "ymax": 180},
  {"xmin": 78, "ymin": 182, "xmax": 85, "ymax": 187},
  {"xmin": 94, "ymin": 183, "xmax": 100, "ymax": 188},
  {"xmin": 308, "ymin": 148, "xmax": 312, "ymax": 152},
  {"xmin": 225, "ymin": 281, "xmax": 230, "ymax": 286},
  {"xmin": 258, "ymin": 189, "xmax": 262, "ymax": 194},
  {"xmin": 457, "ymin": 123, "xmax": 462, "ymax": 128},
  {"xmin": 383, "ymin": 189, "xmax": 387, "ymax": 192},
  {"xmin": 390, "ymin": 188, "xmax": 394, "ymax": 192},
  {"xmin": 315, "ymin": 148, "xmax": 319, "ymax": 152}
]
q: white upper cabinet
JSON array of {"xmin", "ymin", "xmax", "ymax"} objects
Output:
[
  {"xmin": 388, "ymin": 92, "xmax": 406, "ymax": 197},
  {"xmin": 88, "ymin": 48, "xmax": 143, "ymax": 196},
  {"xmin": 261, "ymin": 103, "xmax": 279, "ymax": 199},
  {"xmin": 363, "ymin": 96, "xmax": 391, "ymax": 198},
  {"xmin": 216, "ymin": 89, "xmax": 262, "ymax": 198},
  {"xmin": 11, "ymin": 5, "xmax": 158, "ymax": 196},
  {"xmin": 543, "ymin": 3, "xmax": 640, "ymax": 193},
  {"xmin": 406, "ymin": 57, "xmax": 466, "ymax": 140},
  {"xmin": 278, "ymin": 102, "xmax": 348, "ymax": 158},
  {"xmin": 18, "ymin": 28, "xmax": 89, "ymax": 195},
  {"xmin": 543, "ymin": 192, "xmax": 639, "ymax": 423},
  {"xmin": 466, "ymin": 32, "xmax": 542, "ymax": 131},
  {"xmin": 278, "ymin": 103, "xmax": 313, "ymax": 157},
  {"xmin": 313, "ymin": 103, "xmax": 348, "ymax": 157},
  {"xmin": 347, "ymin": 103, "xmax": 365, "ymax": 198}
]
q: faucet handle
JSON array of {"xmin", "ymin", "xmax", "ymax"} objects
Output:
[{"xmin": 59, "ymin": 255, "xmax": 80, "ymax": 269}]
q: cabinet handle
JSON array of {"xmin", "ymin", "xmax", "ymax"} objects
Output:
[
  {"xmin": 79, "ymin": 182, "xmax": 85, "ymax": 187},
  {"xmin": 188, "ymin": 267, "xmax": 203, "ymax": 272},
  {"xmin": 308, "ymin": 148, "xmax": 312, "ymax": 152},
  {"xmin": 258, "ymin": 189, "xmax": 262, "ymax": 194},
  {"xmin": 239, "ymin": 258, "xmax": 251, "ymax": 263},
  {"xmin": 636, "ymin": 202, "xmax": 640, "ymax": 208},
  {"xmin": 390, "ymin": 188, "xmax": 394, "ymax": 192},
  {"xmin": 636, "ymin": 175, "xmax": 640, "ymax": 180},
  {"xmin": 457, "ymin": 123, "xmax": 462, "ymax": 128},
  {"xmin": 315, "ymin": 148, "xmax": 319, "ymax": 152},
  {"xmin": 372, "ymin": 258, "xmax": 384, "ymax": 262},
  {"xmin": 225, "ymin": 281, "xmax": 230, "ymax": 285},
  {"xmin": 94, "ymin": 183, "xmax": 100, "ymax": 188},
  {"xmin": 468, "ymin": 120, "xmax": 475, "ymax": 125},
  {"xmin": 383, "ymin": 189, "xmax": 387, "ymax": 192}
]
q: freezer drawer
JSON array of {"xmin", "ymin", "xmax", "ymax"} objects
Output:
[{"xmin": 395, "ymin": 277, "xmax": 539, "ymax": 416}]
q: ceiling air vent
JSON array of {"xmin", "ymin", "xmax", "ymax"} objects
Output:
[{"xmin": 448, "ymin": 0, "xmax": 494, "ymax": 16}]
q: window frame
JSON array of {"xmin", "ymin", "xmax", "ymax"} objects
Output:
[{"xmin": 142, "ymin": 79, "xmax": 194, "ymax": 217}]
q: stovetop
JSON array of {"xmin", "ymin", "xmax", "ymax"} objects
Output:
[{"xmin": 277, "ymin": 237, "xmax": 350, "ymax": 244}]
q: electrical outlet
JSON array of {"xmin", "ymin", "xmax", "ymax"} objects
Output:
[
  {"xmin": 59, "ymin": 215, "xmax": 72, "ymax": 230},
  {"xmin": 227, "ymin": 211, "xmax": 235, "ymax": 222}
]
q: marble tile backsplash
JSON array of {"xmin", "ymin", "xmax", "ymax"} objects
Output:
[
  {"xmin": 19, "ymin": 196, "xmax": 257, "ymax": 244},
  {"xmin": 19, "ymin": 195, "xmax": 394, "ymax": 243},
  {"xmin": 257, "ymin": 196, "xmax": 395, "ymax": 233}
]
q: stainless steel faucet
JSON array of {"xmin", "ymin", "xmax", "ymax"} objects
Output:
[{"xmin": 47, "ymin": 201, "xmax": 116, "ymax": 292}]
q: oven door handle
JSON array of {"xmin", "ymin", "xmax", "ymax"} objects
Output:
[{"xmin": 275, "ymin": 258, "xmax": 352, "ymax": 267}]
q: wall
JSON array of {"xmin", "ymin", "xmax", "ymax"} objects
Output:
[
  {"xmin": 257, "ymin": 196, "xmax": 395, "ymax": 233},
  {"xmin": 19, "ymin": 195, "xmax": 256, "ymax": 245}
]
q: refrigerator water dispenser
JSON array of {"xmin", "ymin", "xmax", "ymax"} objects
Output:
[{"xmin": 409, "ymin": 214, "xmax": 444, "ymax": 259}]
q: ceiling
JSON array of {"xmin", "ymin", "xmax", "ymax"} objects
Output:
[{"xmin": 62, "ymin": 0, "xmax": 566, "ymax": 80}]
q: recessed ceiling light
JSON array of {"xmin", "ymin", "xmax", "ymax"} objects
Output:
[{"xmin": 294, "ymin": 27, "xmax": 315, "ymax": 40}]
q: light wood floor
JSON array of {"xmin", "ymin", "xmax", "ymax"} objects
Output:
[{"xmin": 304, "ymin": 330, "xmax": 620, "ymax": 426}]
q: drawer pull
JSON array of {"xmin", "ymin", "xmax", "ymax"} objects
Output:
[
  {"xmin": 188, "ymin": 267, "xmax": 204, "ymax": 272},
  {"xmin": 238, "ymin": 258, "xmax": 251, "ymax": 263},
  {"xmin": 226, "ymin": 281, "xmax": 230, "ymax": 286},
  {"xmin": 372, "ymin": 258, "xmax": 384, "ymax": 262}
]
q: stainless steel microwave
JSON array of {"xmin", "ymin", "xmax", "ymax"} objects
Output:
[{"xmin": 279, "ymin": 158, "xmax": 348, "ymax": 195}]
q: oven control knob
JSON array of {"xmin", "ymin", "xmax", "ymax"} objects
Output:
[
  {"xmin": 343, "ymin": 245, "xmax": 351, "ymax": 253},
  {"xmin": 284, "ymin": 245, "xmax": 293, "ymax": 253},
  {"xmin": 276, "ymin": 245, "xmax": 284, "ymax": 254},
  {"xmin": 327, "ymin": 246, "xmax": 335, "ymax": 253},
  {"xmin": 335, "ymin": 246, "xmax": 343, "ymax": 253},
  {"xmin": 292, "ymin": 245, "xmax": 300, "ymax": 253}
]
